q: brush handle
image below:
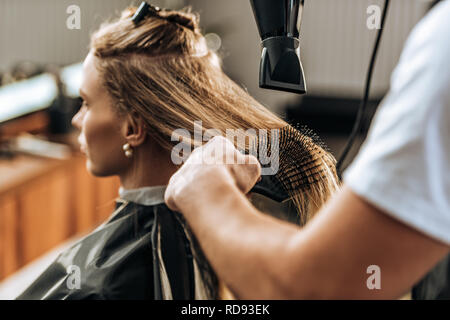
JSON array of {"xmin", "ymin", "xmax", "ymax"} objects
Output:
[{"xmin": 250, "ymin": 175, "xmax": 289, "ymax": 202}]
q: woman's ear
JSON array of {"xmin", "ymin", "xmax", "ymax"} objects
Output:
[{"xmin": 121, "ymin": 112, "xmax": 147, "ymax": 147}]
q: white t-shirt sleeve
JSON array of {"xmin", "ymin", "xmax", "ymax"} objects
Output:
[{"xmin": 343, "ymin": 0, "xmax": 450, "ymax": 245}]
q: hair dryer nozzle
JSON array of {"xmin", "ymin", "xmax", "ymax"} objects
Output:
[
  {"xmin": 250, "ymin": 0, "xmax": 307, "ymax": 95},
  {"xmin": 260, "ymin": 36, "xmax": 306, "ymax": 94}
]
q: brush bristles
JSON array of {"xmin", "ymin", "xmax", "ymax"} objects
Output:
[{"xmin": 255, "ymin": 124, "xmax": 340, "ymax": 225}]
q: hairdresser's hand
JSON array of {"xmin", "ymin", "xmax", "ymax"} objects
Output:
[{"xmin": 165, "ymin": 136, "xmax": 261, "ymax": 213}]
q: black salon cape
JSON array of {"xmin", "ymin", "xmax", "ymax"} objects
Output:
[
  {"xmin": 412, "ymin": 254, "xmax": 450, "ymax": 300},
  {"xmin": 16, "ymin": 200, "xmax": 195, "ymax": 300}
]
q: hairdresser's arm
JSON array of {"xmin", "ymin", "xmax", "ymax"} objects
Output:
[{"xmin": 165, "ymin": 137, "xmax": 449, "ymax": 299}]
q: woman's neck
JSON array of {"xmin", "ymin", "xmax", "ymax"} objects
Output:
[{"xmin": 119, "ymin": 143, "xmax": 178, "ymax": 190}]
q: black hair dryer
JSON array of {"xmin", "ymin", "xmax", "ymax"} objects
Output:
[{"xmin": 250, "ymin": 0, "xmax": 306, "ymax": 94}]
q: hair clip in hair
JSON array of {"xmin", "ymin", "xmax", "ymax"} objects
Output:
[{"xmin": 132, "ymin": 1, "xmax": 161, "ymax": 24}]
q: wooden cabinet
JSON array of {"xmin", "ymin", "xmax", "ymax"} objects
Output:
[
  {"xmin": 0, "ymin": 194, "xmax": 20, "ymax": 277},
  {"xmin": 0, "ymin": 152, "xmax": 120, "ymax": 280}
]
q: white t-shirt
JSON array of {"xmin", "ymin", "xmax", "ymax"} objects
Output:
[{"xmin": 344, "ymin": 0, "xmax": 450, "ymax": 245}]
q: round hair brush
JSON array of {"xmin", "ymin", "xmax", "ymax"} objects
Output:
[{"xmin": 250, "ymin": 124, "xmax": 339, "ymax": 204}]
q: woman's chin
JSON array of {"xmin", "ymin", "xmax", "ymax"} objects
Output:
[
  {"xmin": 85, "ymin": 159, "xmax": 95, "ymax": 175},
  {"xmin": 85, "ymin": 159, "xmax": 101, "ymax": 176},
  {"xmin": 85, "ymin": 159, "xmax": 114, "ymax": 177}
]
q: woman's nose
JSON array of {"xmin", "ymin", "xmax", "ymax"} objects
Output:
[{"xmin": 71, "ymin": 107, "xmax": 84, "ymax": 130}]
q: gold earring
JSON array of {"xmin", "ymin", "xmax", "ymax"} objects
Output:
[{"xmin": 123, "ymin": 143, "xmax": 133, "ymax": 158}]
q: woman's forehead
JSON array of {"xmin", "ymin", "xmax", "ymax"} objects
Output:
[{"xmin": 81, "ymin": 52, "xmax": 104, "ymax": 99}]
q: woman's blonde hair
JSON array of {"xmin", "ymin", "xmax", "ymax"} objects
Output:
[{"xmin": 90, "ymin": 5, "xmax": 340, "ymax": 298}]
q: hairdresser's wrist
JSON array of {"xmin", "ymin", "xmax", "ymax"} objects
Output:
[{"xmin": 183, "ymin": 172, "xmax": 241, "ymax": 219}]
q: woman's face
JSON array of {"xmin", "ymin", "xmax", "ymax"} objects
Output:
[{"xmin": 71, "ymin": 52, "xmax": 129, "ymax": 177}]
